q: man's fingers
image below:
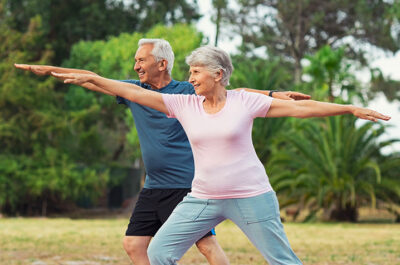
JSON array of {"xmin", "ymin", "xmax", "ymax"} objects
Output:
[
  {"xmin": 291, "ymin": 92, "xmax": 311, "ymax": 99},
  {"xmin": 285, "ymin": 91, "xmax": 311, "ymax": 100}
]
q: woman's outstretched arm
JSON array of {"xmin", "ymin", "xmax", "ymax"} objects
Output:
[
  {"xmin": 52, "ymin": 72, "xmax": 168, "ymax": 114},
  {"xmin": 266, "ymin": 98, "xmax": 390, "ymax": 122},
  {"xmin": 14, "ymin": 64, "xmax": 116, "ymax": 96}
]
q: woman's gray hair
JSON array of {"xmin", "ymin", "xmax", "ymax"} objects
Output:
[
  {"xmin": 138, "ymin": 38, "xmax": 174, "ymax": 76},
  {"xmin": 185, "ymin": 46, "xmax": 233, "ymax": 86}
]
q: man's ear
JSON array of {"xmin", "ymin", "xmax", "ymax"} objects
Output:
[{"xmin": 159, "ymin": 59, "xmax": 168, "ymax": 71}]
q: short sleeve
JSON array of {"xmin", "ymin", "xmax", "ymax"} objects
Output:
[
  {"xmin": 116, "ymin": 95, "xmax": 127, "ymax": 105},
  {"xmin": 162, "ymin": 94, "xmax": 191, "ymax": 119},
  {"xmin": 116, "ymin": 80, "xmax": 142, "ymax": 105},
  {"xmin": 240, "ymin": 90, "xmax": 273, "ymax": 118}
]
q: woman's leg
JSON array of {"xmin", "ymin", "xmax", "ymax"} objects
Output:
[
  {"xmin": 226, "ymin": 191, "xmax": 302, "ymax": 265},
  {"xmin": 147, "ymin": 195, "xmax": 225, "ymax": 265}
]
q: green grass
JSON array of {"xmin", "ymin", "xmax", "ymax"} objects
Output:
[{"xmin": 0, "ymin": 218, "xmax": 399, "ymax": 265}]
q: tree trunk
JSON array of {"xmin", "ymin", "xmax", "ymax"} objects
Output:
[
  {"xmin": 42, "ymin": 197, "xmax": 47, "ymax": 217},
  {"xmin": 329, "ymin": 202, "xmax": 358, "ymax": 222},
  {"xmin": 214, "ymin": 4, "xmax": 222, "ymax": 46},
  {"xmin": 294, "ymin": 58, "xmax": 302, "ymax": 84}
]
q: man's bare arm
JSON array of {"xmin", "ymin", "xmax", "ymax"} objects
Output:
[{"xmin": 234, "ymin": 88, "xmax": 311, "ymax": 101}]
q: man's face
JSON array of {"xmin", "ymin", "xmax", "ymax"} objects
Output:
[{"xmin": 134, "ymin": 44, "xmax": 160, "ymax": 84}]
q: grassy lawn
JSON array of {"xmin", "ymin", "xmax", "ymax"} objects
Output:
[{"xmin": 1, "ymin": 217, "xmax": 399, "ymax": 265}]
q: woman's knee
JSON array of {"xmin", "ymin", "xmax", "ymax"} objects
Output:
[{"xmin": 147, "ymin": 241, "xmax": 174, "ymax": 264}]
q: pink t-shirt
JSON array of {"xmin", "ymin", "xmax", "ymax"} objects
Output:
[{"xmin": 162, "ymin": 89, "xmax": 274, "ymax": 199}]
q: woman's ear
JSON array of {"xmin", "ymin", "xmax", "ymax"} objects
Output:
[{"xmin": 214, "ymin": 69, "xmax": 223, "ymax": 83}]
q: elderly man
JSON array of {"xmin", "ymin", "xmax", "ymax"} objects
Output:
[{"xmin": 15, "ymin": 38, "xmax": 310, "ymax": 265}]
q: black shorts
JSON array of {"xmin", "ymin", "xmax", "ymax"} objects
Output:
[{"xmin": 126, "ymin": 188, "xmax": 216, "ymax": 238}]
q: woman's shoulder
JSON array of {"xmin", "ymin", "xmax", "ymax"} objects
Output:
[
  {"xmin": 229, "ymin": 88, "xmax": 253, "ymax": 99},
  {"xmin": 164, "ymin": 93, "xmax": 203, "ymax": 105}
]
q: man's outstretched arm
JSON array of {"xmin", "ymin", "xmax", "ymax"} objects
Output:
[
  {"xmin": 14, "ymin": 64, "xmax": 116, "ymax": 96},
  {"xmin": 235, "ymin": 88, "xmax": 311, "ymax": 101}
]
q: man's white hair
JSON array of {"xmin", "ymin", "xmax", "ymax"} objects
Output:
[
  {"xmin": 185, "ymin": 46, "xmax": 233, "ymax": 86},
  {"xmin": 138, "ymin": 38, "xmax": 174, "ymax": 76}
]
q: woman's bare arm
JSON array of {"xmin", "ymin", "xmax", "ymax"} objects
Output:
[
  {"xmin": 266, "ymin": 98, "xmax": 391, "ymax": 122},
  {"xmin": 52, "ymin": 72, "xmax": 168, "ymax": 114}
]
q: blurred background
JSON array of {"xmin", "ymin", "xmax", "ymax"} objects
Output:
[{"xmin": 1, "ymin": 0, "xmax": 399, "ymax": 223}]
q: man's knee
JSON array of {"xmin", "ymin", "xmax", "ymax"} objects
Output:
[
  {"xmin": 196, "ymin": 235, "xmax": 218, "ymax": 256},
  {"xmin": 123, "ymin": 236, "xmax": 149, "ymax": 256}
]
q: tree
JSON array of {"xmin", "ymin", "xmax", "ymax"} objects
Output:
[
  {"xmin": 370, "ymin": 68, "xmax": 400, "ymax": 102},
  {"xmin": 221, "ymin": 0, "xmax": 400, "ymax": 84},
  {"xmin": 303, "ymin": 45, "xmax": 362, "ymax": 102},
  {"xmin": 268, "ymin": 115, "xmax": 399, "ymax": 222},
  {"xmin": 62, "ymin": 23, "xmax": 204, "ymax": 183},
  {"xmin": 211, "ymin": 0, "xmax": 229, "ymax": 46},
  {"xmin": 3, "ymin": 0, "xmax": 201, "ymax": 64},
  {"xmin": 229, "ymin": 54, "xmax": 293, "ymax": 163},
  {"xmin": 0, "ymin": 5, "xmax": 108, "ymax": 215}
]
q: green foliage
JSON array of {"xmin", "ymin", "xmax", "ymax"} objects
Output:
[
  {"xmin": 3, "ymin": 0, "xmax": 200, "ymax": 64},
  {"xmin": 0, "ymin": 6, "xmax": 108, "ymax": 215},
  {"xmin": 268, "ymin": 115, "xmax": 399, "ymax": 222},
  {"xmin": 370, "ymin": 68, "xmax": 400, "ymax": 102},
  {"xmin": 64, "ymin": 24, "xmax": 203, "ymax": 164},
  {"xmin": 230, "ymin": 55, "xmax": 293, "ymax": 162},
  {"xmin": 221, "ymin": 0, "xmax": 400, "ymax": 89},
  {"xmin": 303, "ymin": 45, "xmax": 362, "ymax": 102},
  {"xmin": 64, "ymin": 23, "xmax": 203, "ymax": 81}
]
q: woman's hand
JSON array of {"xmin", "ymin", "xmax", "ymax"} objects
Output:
[
  {"xmin": 51, "ymin": 72, "xmax": 96, "ymax": 85},
  {"xmin": 267, "ymin": 99, "xmax": 391, "ymax": 122},
  {"xmin": 352, "ymin": 106, "xmax": 391, "ymax": 122}
]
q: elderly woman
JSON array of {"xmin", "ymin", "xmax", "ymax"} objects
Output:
[{"xmin": 52, "ymin": 46, "xmax": 389, "ymax": 265}]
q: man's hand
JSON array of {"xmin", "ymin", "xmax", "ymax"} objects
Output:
[
  {"xmin": 272, "ymin": 91, "xmax": 311, "ymax": 101},
  {"xmin": 234, "ymin": 88, "xmax": 311, "ymax": 101},
  {"xmin": 14, "ymin": 64, "xmax": 52, "ymax": 76}
]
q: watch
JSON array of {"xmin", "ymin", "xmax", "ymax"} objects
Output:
[{"xmin": 268, "ymin": 90, "xmax": 278, "ymax": 97}]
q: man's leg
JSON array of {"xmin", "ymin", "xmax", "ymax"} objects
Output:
[
  {"xmin": 123, "ymin": 236, "xmax": 152, "ymax": 265},
  {"xmin": 123, "ymin": 189, "xmax": 162, "ymax": 265},
  {"xmin": 196, "ymin": 235, "xmax": 230, "ymax": 265}
]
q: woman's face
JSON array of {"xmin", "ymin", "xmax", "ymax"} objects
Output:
[{"xmin": 189, "ymin": 66, "xmax": 218, "ymax": 95}]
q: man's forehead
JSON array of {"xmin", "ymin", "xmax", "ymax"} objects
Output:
[{"xmin": 135, "ymin": 44, "xmax": 154, "ymax": 56}]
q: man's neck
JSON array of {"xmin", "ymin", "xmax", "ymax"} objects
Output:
[{"xmin": 147, "ymin": 75, "xmax": 172, "ymax": 90}]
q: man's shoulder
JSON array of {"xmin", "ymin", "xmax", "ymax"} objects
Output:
[
  {"xmin": 120, "ymin": 79, "xmax": 144, "ymax": 87},
  {"xmin": 168, "ymin": 80, "xmax": 194, "ymax": 95}
]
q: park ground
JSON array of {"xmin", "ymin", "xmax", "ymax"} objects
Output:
[{"xmin": 1, "ymin": 214, "xmax": 399, "ymax": 265}]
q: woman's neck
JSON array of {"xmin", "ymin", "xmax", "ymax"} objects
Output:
[{"xmin": 202, "ymin": 86, "xmax": 227, "ymax": 114}]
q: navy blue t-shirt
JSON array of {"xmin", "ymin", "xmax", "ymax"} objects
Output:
[{"xmin": 116, "ymin": 80, "xmax": 195, "ymax": 189}]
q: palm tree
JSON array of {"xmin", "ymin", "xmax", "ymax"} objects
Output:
[
  {"xmin": 230, "ymin": 55, "xmax": 293, "ymax": 162},
  {"xmin": 268, "ymin": 115, "xmax": 399, "ymax": 222}
]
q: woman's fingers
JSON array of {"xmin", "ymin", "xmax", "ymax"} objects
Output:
[{"xmin": 357, "ymin": 109, "xmax": 391, "ymax": 122}]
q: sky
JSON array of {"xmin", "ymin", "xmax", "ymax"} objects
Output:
[{"xmin": 195, "ymin": 0, "xmax": 400, "ymax": 153}]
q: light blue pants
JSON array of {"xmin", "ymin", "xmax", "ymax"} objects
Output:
[{"xmin": 147, "ymin": 191, "xmax": 302, "ymax": 265}]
